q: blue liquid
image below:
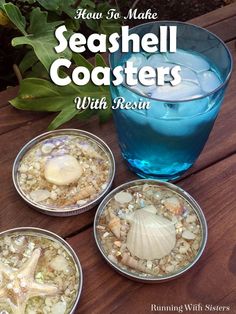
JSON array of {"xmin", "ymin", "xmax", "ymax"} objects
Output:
[{"xmin": 111, "ymin": 50, "xmax": 225, "ymax": 180}]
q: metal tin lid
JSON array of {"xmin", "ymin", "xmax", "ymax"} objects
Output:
[
  {"xmin": 94, "ymin": 179, "xmax": 208, "ymax": 282},
  {"xmin": 0, "ymin": 227, "xmax": 82, "ymax": 313},
  {"xmin": 13, "ymin": 129, "xmax": 115, "ymax": 216}
]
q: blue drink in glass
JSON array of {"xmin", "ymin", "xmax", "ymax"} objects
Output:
[{"xmin": 110, "ymin": 22, "xmax": 232, "ymax": 180}]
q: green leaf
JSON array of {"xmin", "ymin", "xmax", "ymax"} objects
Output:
[
  {"xmin": 12, "ymin": 8, "xmax": 71, "ymax": 71},
  {"xmin": 95, "ymin": 53, "xmax": 107, "ymax": 68},
  {"xmin": 28, "ymin": 7, "xmax": 62, "ymax": 34},
  {"xmin": 35, "ymin": 0, "xmax": 61, "ymax": 11},
  {"xmin": 9, "ymin": 77, "xmax": 110, "ymax": 120},
  {"xmin": 76, "ymin": 108, "xmax": 96, "ymax": 120},
  {"xmin": 10, "ymin": 78, "xmax": 69, "ymax": 112},
  {"xmin": 98, "ymin": 101, "xmax": 112, "ymax": 123},
  {"xmin": 84, "ymin": 19, "xmax": 99, "ymax": 32},
  {"xmin": 36, "ymin": 0, "xmax": 76, "ymax": 18},
  {"xmin": 48, "ymin": 106, "xmax": 78, "ymax": 130},
  {"xmin": 100, "ymin": 19, "xmax": 121, "ymax": 36},
  {"xmin": 73, "ymin": 53, "xmax": 94, "ymax": 71},
  {"xmin": 97, "ymin": 3, "xmax": 113, "ymax": 13},
  {"xmin": 30, "ymin": 61, "xmax": 50, "ymax": 79},
  {"xmin": 0, "ymin": 0, "xmax": 5, "ymax": 10},
  {"xmin": 80, "ymin": 0, "xmax": 96, "ymax": 9},
  {"xmin": 3, "ymin": 3, "xmax": 27, "ymax": 35},
  {"xmin": 19, "ymin": 50, "xmax": 38, "ymax": 74}
]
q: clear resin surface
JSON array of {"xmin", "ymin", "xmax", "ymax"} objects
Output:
[
  {"xmin": 17, "ymin": 134, "xmax": 112, "ymax": 211},
  {"xmin": 0, "ymin": 232, "xmax": 80, "ymax": 314},
  {"xmin": 96, "ymin": 183, "xmax": 203, "ymax": 279}
]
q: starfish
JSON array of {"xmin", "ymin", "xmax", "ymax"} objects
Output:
[{"xmin": 0, "ymin": 248, "xmax": 59, "ymax": 314}]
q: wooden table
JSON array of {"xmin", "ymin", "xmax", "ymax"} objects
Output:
[{"xmin": 0, "ymin": 4, "xmax": 236, "ymax": 313}]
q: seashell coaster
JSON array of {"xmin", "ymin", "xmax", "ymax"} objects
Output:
[
  {"xmin": 12, "ymin": 129, "xmax": 115, "ymax": 216},
  {"xmin": 94, "ymin": 179, "xmax": 207, "ymax": 282},
  {"xmin": 0, "ymin": 227, "xmax": 82, "ymax": 314}
]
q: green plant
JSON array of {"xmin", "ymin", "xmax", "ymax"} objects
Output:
[{"xmin": 0, "ymin": 0, "xmax": 121, "ymax": 128}]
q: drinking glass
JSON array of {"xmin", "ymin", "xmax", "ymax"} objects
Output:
[{"xmin": 109, "ymin": 21, "xmax": 232, "ymax": 180}]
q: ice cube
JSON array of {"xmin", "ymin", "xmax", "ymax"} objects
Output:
[
  {"xmin": 166, "ymin": 49, "xmax": 210, "ymax": 73},
  {"xmin": 151, "ymin": 81, "xmax": 203, "ymax": 101},
  {"xmin": 146, "ymin": 102, "xmax": 167, "ymax": 118},
  {"xmin": 115, "ymin": 85, "xmax": 148, "ymax": 126},
  {"xmin": 147, "ymin": 53, "xmax": 168, "ymax": 67},
  {"xmin": 197, "ymin": 70, "xmax": 221, "ymax": 93},
  {"xmin": 177, "ymin": 98, "xmax": 209, "ymax": 117},
  {"xmin": 126, "ymin": 53, "xmax": 148, "ymax": 69},
  {"xmin": 134, "ymin": 80, "xmax": 157, "ymax": 95},
  {"xmin": 146, "ymin": 58, "xmax": 177, "ymax": 82},
  {"xmin": 180, "ymin": 67, "xmax": 199, "ymax": 84}
]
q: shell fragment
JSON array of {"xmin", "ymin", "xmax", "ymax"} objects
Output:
[
  {"xmin": 30, "ymin": 189, "xmax": 50, "ymax": 202},
  {"xmin": 182, "ymin": 230, "xmax": 196, "ymax": 240},
  {"xmin": 41, "ymin": 143, "xmax": 55, "ymax": 154},
  {"xmin": 44, "ymin": 155, "xmax": 82, "ymax": 186},
  {"xmin": 114, "ymin": 191, "xmax": 133, "ymax": 204}
]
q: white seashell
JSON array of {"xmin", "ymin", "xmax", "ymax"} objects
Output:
[
  {"xmin": 146, "ymin": 260, "xmax": 153, "ymax": 269},
  {"xmin": 51, "ymin": 301, "xmax": 67, "ymax": 314},
  {"xmin": 114, "ymin": 241, "xmax": 121, "ymax": 247},
  {"xmin": 30, "ymin": 189, "xmax": 50, "ymax": 202},
  {"xmin": 182, "ymin": 230, "xmax": 196, "ymax": 240},
  {"xmin": 165, "ymin": 264, "xmax": 175, "ymax": 273},
  {"xmin": 163, "ymin": 197, "xmax": 183, "ymax": 215},
  {"xmin": 41, "ymin": 143, "xmax": 55, "ymax": 154},
  {"xmin": 108, "ymin": 214, "xmax": 120, "ymax": 238},
  {"xmin": 126, "ymin": 209, "xmax": 176, "ymax": 260},
  {"xmin": 186, "ymin": 214, "xmax": 197, "ymax": 223},
  {"xmin": 44, "ymin": 155, "xmax": 82, "ymax": 185},
  {"xmin": 49, "ymin": 255, "xmax": 69, "ymax": 272},
  {"xmin": 142, "ymin": 205, "xmax": 157, "ymax": 214},
  {"xmin": 121, "ymin": 253, "xmax": 147, "ymax": 273},
  {"xmin": 19, "ymin": 164, "xmax": 28, "ymax": 173},
  {"xmin": 114, "ymin": 191, "xmax": 132, "ymax": 204}
]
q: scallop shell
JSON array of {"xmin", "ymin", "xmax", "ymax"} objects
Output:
[{"xmin": 126, "ymin": 208, "xmax": 176, "ymax": 260}]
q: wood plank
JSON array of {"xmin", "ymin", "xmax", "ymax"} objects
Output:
[
  {"xmin": 189, "ymin": 2, "xmax": 236, "ymax": 28},
  {"xmin": 0, "ymin": 39, "xmax": 235, "ymax": 237},
  {"xmin": 0, "ymin": 86, "xmax": 18, "ymax": 109},
  {"xmin": 207, "ymin": 16, "xmax": 236, "ymax": 43},
  {"xmin": 66, "ymin": 154, "xmax": 236, "ymax": 314}
]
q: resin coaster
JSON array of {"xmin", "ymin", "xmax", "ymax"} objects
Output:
[
  {"xmin": 13, "ymin": 129, "xmax": 115, "ymax": 216},
  {"xmin": 0, "ymin": 228, "xmax": 82, "ymax": 314},
  {"xmin": 94, "ymin": 180, "xmax": 207, "ymax": 282}
]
